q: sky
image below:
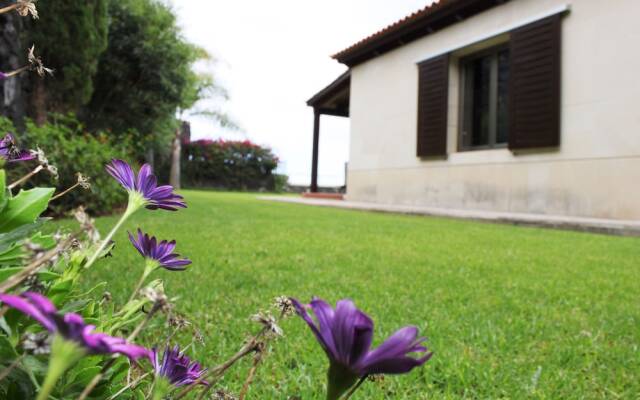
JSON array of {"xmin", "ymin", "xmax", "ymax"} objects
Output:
[{"xmin": 171, "ymin": 0, "xmax": 433, "ymax": 186}]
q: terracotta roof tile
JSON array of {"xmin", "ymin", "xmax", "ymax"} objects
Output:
[
  {"xmin": 332, "ymin": 0, "xmax": 509, "ymax": 66},
  {"xmin": 332, "ymin": 0, "xmax": 455, "ymax": 60}
]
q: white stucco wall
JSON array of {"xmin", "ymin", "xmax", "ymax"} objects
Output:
[{"xmin": 347, "ymin": 0, "xmax": 640, "ymax": 220}]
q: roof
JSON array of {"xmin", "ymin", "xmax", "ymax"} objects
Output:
[
  {"xmin": 333, "ymin": 0, "xmax": 511, "ymax": 67},
  {"xmin": 307, "ymin": 71, "xmax": 351, "ymax": 117}
]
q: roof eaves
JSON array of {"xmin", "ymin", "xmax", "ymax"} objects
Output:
[
  {"xmin": 306, "ymin": 70, "xmax": 351, "ymax": 107},
  {"xmin": 333, "ymin": 0, "xmax": 511, "ymax": 66}
]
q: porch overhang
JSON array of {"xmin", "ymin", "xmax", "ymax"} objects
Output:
[
  {"xmin": 307, "ymin": 71, "xmax": 351, "ymax": 193},
  {"xmin": 307, "ymin": 71, "xmax": 351, "ymax": 117}
]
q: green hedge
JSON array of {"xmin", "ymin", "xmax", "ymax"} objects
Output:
[{"xmin": 0, "ymin": 114, "xmax": 135, "ymax": 215}]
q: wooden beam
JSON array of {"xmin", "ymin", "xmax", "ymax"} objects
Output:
[{"xmin": 310, "ymin": 109, "xmax": 320, "ymax": 193}]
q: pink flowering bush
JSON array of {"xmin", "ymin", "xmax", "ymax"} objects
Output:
[{"xmin": 182, "ymin": 139, "xmax": 280, "ymax": 191}]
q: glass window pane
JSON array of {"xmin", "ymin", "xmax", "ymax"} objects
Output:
[
  {"xmin": 470, "ymin": 56, "xmax": 491, "ymax": 147},
  {"xmin": 496, "ymin": 49, "xmax": 510, "ymax": 144}
]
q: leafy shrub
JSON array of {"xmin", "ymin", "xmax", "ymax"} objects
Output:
[
  {"xmin": 273, "ymin": 173, "xmax": 289, "ymax": 192},
  {"xmin": 0, "ymin": 114, "xmax": 135, "ymax": 215},
  {"xmin": 182, "ymin": 139, "xmax": 280, "ymax": 191}
]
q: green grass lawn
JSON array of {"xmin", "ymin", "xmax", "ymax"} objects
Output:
[{"xmin": 75, "ymin": 191, "xmax": 639, "ymax": 399}]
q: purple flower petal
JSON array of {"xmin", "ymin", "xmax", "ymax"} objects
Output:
[
  {"xmin": 106, "ymin": 159, "xmax": 186, "ymax": 211},
  {"xmin": 0, "ymin": 293, "xmax": 56, "ymax": 331},
  {"xmin": 106, "ymin": 159, "xmax": 136, "ymax": 191},
  {"xmin": 291, "ymin": 298, "xmax": 337, "ymax": 360},
  {"xmin": 152, "ymin": 345, "xmax": 208, "ymax": 387},
  {"xmin": 0, "ymin": 292, "xmax": 150, "ymax": 360},
  {"xmin": 358, "ymin": 326, "xmax": 432, "ymax": 375},
  {"xmin": 128, "ymin": 229, "xmax": 191, "ymax": 271},
  {"xmin": 292, "ymin": 297, "xmax": 431, "ymax": 384}
]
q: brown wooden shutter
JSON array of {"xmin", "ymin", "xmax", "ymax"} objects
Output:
[
  {"xmin": 508, "ymin": 14, "xmax": 562, "ymax": 150},
  {"xmin": 417, "ymin": 54, "xmax": 449, "ymax": 157}
]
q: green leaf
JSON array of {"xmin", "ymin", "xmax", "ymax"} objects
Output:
[
  {"xmin": 134, "ymin": 389, "xmax": 145, "ymax": 400},
  {"xmin": 67, "ymin": 366, "xmax": 101, "ymax": 387},
  {"xmin": 0, "ymin": 188, "xmax": 54, "ymax": 234},
  {"xmin": 0, "ymin": 335, "xmax": 17, "ymax": 360},
  {"xmin": 0, "ymin": 268, "xmax": 61, "ymax": 283},
  {"xmin": 0, "ymin": 317, "xmax": 11, "ymax": 336},
  {"xmin": 0, "ymin": 219, "xmax": 47, "ymax": 253},
  {"xmin": 0, "ymin": 170, "xmax": 6, "ymax": 212},
  {"xmin": 0, "ymin": 244, "xmax": 22, "ymax": 266},
  {"xmin": 0, "ymin": 232, "xmax": 56, "ymax": 266}
]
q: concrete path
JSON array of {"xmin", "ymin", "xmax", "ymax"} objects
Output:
[{"xmin": 259, "ymin": 195, "xmax": 640, "ymax": 236}]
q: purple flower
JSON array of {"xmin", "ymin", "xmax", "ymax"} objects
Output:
[
  {"xmin": 291, "ymin": 297, "xmax": 432, "ymax": 399},
  {"xmin": 152, "ymin": 345, "xmax": 208, "ymax": 387},
  {"xmin": 106, "ymin": 159, "xmax": 186, "ymax": 211},
  {"xmin": 0, "ymin": 292, "xmax": 150, "ymax": 360},
  {"xmin": 128, "ymin": 229, "xmax": 192, "ymax": 271},
  {"xmin": 0, "ymin": 133, "xmax": 35, "ymax": 163}
]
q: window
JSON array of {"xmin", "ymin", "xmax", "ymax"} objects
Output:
[{"xmin": 460, "ymin": 45, "xmax": 510, "ymax": 150}]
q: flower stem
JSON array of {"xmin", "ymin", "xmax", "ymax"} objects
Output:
[
  {"xmin": 238, "ymin": 350, "xmax": 264, "ymax": 400},
  {"xmin": 77, "ymin": 359, "xmax": 115, "ymax": 400},
  {"xmin": 175, "ymin": 336, "xmax": 260, "ymax": 399},
  {"xmin": 343, "ymin": 376, "xmax": 368, "ymax": 400},
  {"xmin": 79, "ymin": 301, "xmax": 158, "ymax": 400},
  {"xmin": 0, "ymin": 234, "xmax": 77, "ymax": 293},
  {"xmin": 3, "ymin": 65, "xmax": 29, "ymax": 78},
  {"xmin": 0, "ymin": 4, "xmax": 18, "ymax": 15},
  {"xmin": 8, "ymin": 165, "xmax": 43, "ymax": 190},
  {"xmin": 127, "ymin": 261, "xmax": 156, "ymax": 303},
  {"xmin": 38, "ymin": 337, "xmax": 85, "ymax": 400},
  {"xmin": 37, "ymin": 364, "xmax": 65, "ymax": 400},
  {"xmin": 84, "ymin": 198, "xmax": 138, "ymax": 269},
  {"xmin": 177, "ymin": 309, "xmax": 288, "ymax": 400},
  {"xmin": 0, "ymin": 354, "xmax": 25, "ymax": 382},
  {"xmin": 127, "ymin": 301, "xmax": 161, "ymax": 342},
  {"xmin": 50, "ymin": 183, "xmax": 80, "ymax": 201},
  {"xmin": 107, "ymin": 372, "xmax": 150, "ymax": 400}
]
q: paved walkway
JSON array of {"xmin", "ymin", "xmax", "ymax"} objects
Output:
[{"xmin": 259, "ymin": 196, "xmax": 640, "ymax": 236}]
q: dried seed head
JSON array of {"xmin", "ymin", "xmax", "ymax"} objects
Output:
[
  {"xmin": 273, "ymin": 296, "xmax": 294, "ymax": 317},
  {"xmin": 16, "ymin": 0, "xmax": 38, "ymax": 19},
  {"xmin": 141, "ymin": 285, "xmax": 172, "ymax": 313},
  {"xmin": 31, "ymin": 147, "xmax": 58, "ymax": 178},
  {"xmin": 73, "ymin": 206, "xmax": 101, "ymax": 243},
  {"xmin": 76, "ymin": 173, "xmax": 91, "ymax": 189},
  {"xmin": 193, "ymin": 328, "xmax": 205, "ymax": 345},
  {"xmin": 250, "ymin": 311, "xmax": 283, "ymax": 338},
  {"xmin": 212, "ymin": 390, "xmax": 237, "ymax": 400},
  {"xmin": 23, "ymin": 240, "xmax": 58, "ymax": 268},
  {"xmin": 52, "ymin": 231, "xmax": 65, "ymax": 242},
  {"xmin": 31, "ymin": 147, "xmax": 46, "ymax": 164},
  {"xmin": 24, "ymin": 273, "xmax": 46, "ymax": 293},
  {"xmin": 102, "ymin": 291, "xmax": 113, "ymax": 303},
  {"xmin": 27, "ymin": 46, "xmax": 53, "ymax": 77},
  {"xmin": 24, "ymin": 240, "xmax": 46, "ymax": 258},
  {"xmin": 168, "ymin": 313, "xmax": 192, "ymax": 330},
  {"xmin": 22, "ymin": 332, "xmax": 51, "ymax": 355},
  {"xmin": 46, "ymin": 164, "xmax": 58, "ymax": 180}
]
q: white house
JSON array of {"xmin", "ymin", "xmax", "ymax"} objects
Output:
[{"xmin": 307, "ymin": 0, "xmax": 640, "ymax": 220}]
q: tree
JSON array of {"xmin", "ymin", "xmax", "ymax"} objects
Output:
[
  {"xmin": 27, "ymin": 0, "xmax": 109, "ymax": 123},
  {"xmin": 85, "ymin": 0, "xmax": 228, "ymax": 163}
]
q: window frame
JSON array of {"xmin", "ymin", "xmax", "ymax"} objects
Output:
[{"xmin": 458, "ymin": 43, "xmax": 510, "ymax": 152}]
